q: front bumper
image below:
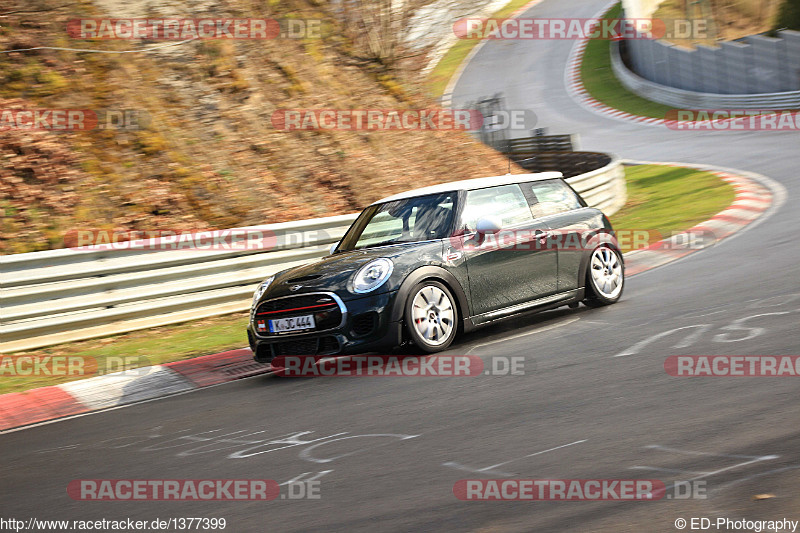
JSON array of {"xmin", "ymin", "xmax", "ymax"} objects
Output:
[{"xmin": 247, "ymin": 290, "xmax": 402, "ymax": 364}]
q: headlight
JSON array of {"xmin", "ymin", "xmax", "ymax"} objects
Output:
[
  {"xmin": 252, "ymin": 276, "xmax": 275, "ymax": 307},
  {"xmin": 352, "ymin": 258, "xmax": 393, "ymax": 294}
]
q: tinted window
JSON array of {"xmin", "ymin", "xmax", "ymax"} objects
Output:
[
  {"xmin": 461, "ymin": 184, "xmax": 533, "ymax": 232},
  {"xmin": 526, "ymin": 180, "xmax": 583, "ymax": 218}
]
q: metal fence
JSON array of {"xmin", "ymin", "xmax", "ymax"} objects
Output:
[{"xmin": 0, "ymin": 160, "xmax": 625, "ymax": 353}]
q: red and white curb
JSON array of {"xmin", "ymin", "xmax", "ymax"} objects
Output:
[
  {"xmin": 0, "ymin": 349, "xmax": 273, "ymax": 432},
  {"xmin": 0, "ymin": 163, "xmax": 783, "ymax": 433}
]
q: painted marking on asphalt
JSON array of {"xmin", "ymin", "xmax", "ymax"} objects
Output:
[
  {"xmin": 629, "ymin": 466, "xmax": 711, "ymax": 475},
  {"xmin": 443, "ymin": 439, "xmax": 587, "ymax": 477},
  {"xmin": 278, "ymin": 470, "xmax": 334, "ymax": 486},
  {"xmin": 298, "ymin": 434, "xmax": 420, "ymax": 464},
  {"xmin": 631, "ymin": 444, "xmax": 780, "ymax": 496},
  {"xmin": 712, "ymin": 464, "xmax": 800, "ymax": 494},
  {"xmin": 682, "ymin": 456, "xmax": 777, "ymax": 483},
  {"xmin": 614, "ymin": 324, "xmax": 711, "ymax": 357},
  {"xmin": 644, "ymin": 444, "xmax": 774, "ymax": 460}
]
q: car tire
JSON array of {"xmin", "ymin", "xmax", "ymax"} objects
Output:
[
  {"xmin": 583, "ymin": 245, "xmax": 624, "ymax": 307},
  {"xmin": 404, "ymin": 280, "xmax": 458, "ymax": 353}
]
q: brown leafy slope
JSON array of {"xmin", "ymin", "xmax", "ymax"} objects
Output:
[{"xmin": 0, "ymin": 0, "xmax": 513, "ymax": 254}]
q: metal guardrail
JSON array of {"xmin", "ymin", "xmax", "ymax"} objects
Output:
[
  {"xmin": 0, "ymin": 161, "xmax": 626, "ymax": 353},
  {"xmin": 504, "ymin": 135, "xmax": 577, "ymax": 153},
  {"xmin": 611, "ymin": 41, "xmax": 800, "ymax": 110}
]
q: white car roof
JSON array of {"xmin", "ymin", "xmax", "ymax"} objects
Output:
[{"xmin": 371, "ymin": 172, "xmax": 564, "ymax": 205}]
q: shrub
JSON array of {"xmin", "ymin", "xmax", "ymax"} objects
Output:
[{"xmin": 776, "ymin": 0, "xmax": 800, "ymax": 30}]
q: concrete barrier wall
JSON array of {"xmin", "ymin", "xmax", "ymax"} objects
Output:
[
  {"xmin": 611, "ymin": 41, "xmax": 800, "ymax": 110},
  {"xmin": 624, "ymin": 30, "xmax": 800, "ymax": 95}
]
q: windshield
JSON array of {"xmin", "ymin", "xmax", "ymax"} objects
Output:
[{"xmin": 337, "ymin": 192, "xmax": 457, "ymax": 252}]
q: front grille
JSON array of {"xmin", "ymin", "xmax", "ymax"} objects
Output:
[
  {"xmin": 257, "ymin": 294, "xmax": 337, "ymax": 314},
  {"xmin": 271, "ymin": 336, "xmax": 340, "ymax": 357},
  {"xmin": 318, "ymin": 336, "xmax": 340, "ymax": 354},
  {"xmin": 352, "ymin": 312, "xmax": 378, "ymax": 336},
  {"xmin": 255, "ymin": 294, "xmax": 343, "ymax": 335}
]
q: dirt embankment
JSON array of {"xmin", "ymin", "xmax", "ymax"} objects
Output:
[
  {"xmin": 653, "ymin": 0, "xmax": 782, "ymax": 48},
  {"xmin": 0, "ymin": 0, "xmax": 512, "ymax": 253}
]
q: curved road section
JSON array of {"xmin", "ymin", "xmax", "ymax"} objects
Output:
[{"xmin": 2, "ymin": 1, "xmax": 798, "ymax": 531}]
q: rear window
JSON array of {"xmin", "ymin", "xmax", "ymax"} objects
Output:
[
  {"xmin": 526, "ymin": 180, "xmax": 583, "ymax": 218},
  {"xmin": 460, "ymin": 184, "xmax": 533, "ymax": 231}
]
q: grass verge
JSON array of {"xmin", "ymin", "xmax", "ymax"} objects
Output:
[
  {"xmin": 429, "ymin": 0, "xmax": 536, "ymax": 97},
  {"xmin": 1, "ymin": 164, "xmax": 736, "ymax": 394},
  {"xmin": 580, "ymin": 4, "xmax": 676, "ymax": 119},
  {"xmin": 610, "ymin": 164, "xmax": 736, "ymax": 251}
]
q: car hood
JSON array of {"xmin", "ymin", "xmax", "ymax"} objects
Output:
[{"xmin": 263, "ymin": 242, "xmax": 445, "ymax": 301}]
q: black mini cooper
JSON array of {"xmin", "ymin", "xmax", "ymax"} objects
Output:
[{"xmin": 248, "ymin": 173, "xmax": 624, "ymax": 363}]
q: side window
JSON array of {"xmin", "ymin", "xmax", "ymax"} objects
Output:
[
  {"xmin": 461, "ymin": 184, "xmax": 533, "ymax": 232},
  {"xmin": 526, "ymin": 180, "xmax": 583, "ymax": 219}
]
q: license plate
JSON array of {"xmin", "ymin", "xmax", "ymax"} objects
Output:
[{"xmin": 269, "ymin": 315, "xmax": 316, "ymax": 333}]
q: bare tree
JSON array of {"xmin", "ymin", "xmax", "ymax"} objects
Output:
[{"xmin": 337, "ymin": 0, "xmax": 427, "ymax": 67}]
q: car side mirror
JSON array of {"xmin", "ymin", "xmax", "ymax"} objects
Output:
[
  {"xmin": 329, "ymin": 242, "xmax": 338, "ymax": 255},
  {"xmin": 476, "ymin": 216, "xmax": 502, "ymax": 235}
]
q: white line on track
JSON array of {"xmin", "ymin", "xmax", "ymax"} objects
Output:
[
  {"xmin": 629, "ymin": 444, "xmax": 780, "ymax": 490},
  {"xmin": 644, "ymin": 444, "xmax": 776, "ymax": 460},
  {"xmin": 443, "ymin": 439, "xmax": 587, "ymax": 477},
  {"xmin": 712, "ymin": 464, "xmax": 800, "ymax": 494},
  {"xmin": 481, "ymin": 439, "xmax": 589, "ymax": 471},
  {"xmin": 629, "ymin": 466, "xmax": 711, "ymax": 475}
]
